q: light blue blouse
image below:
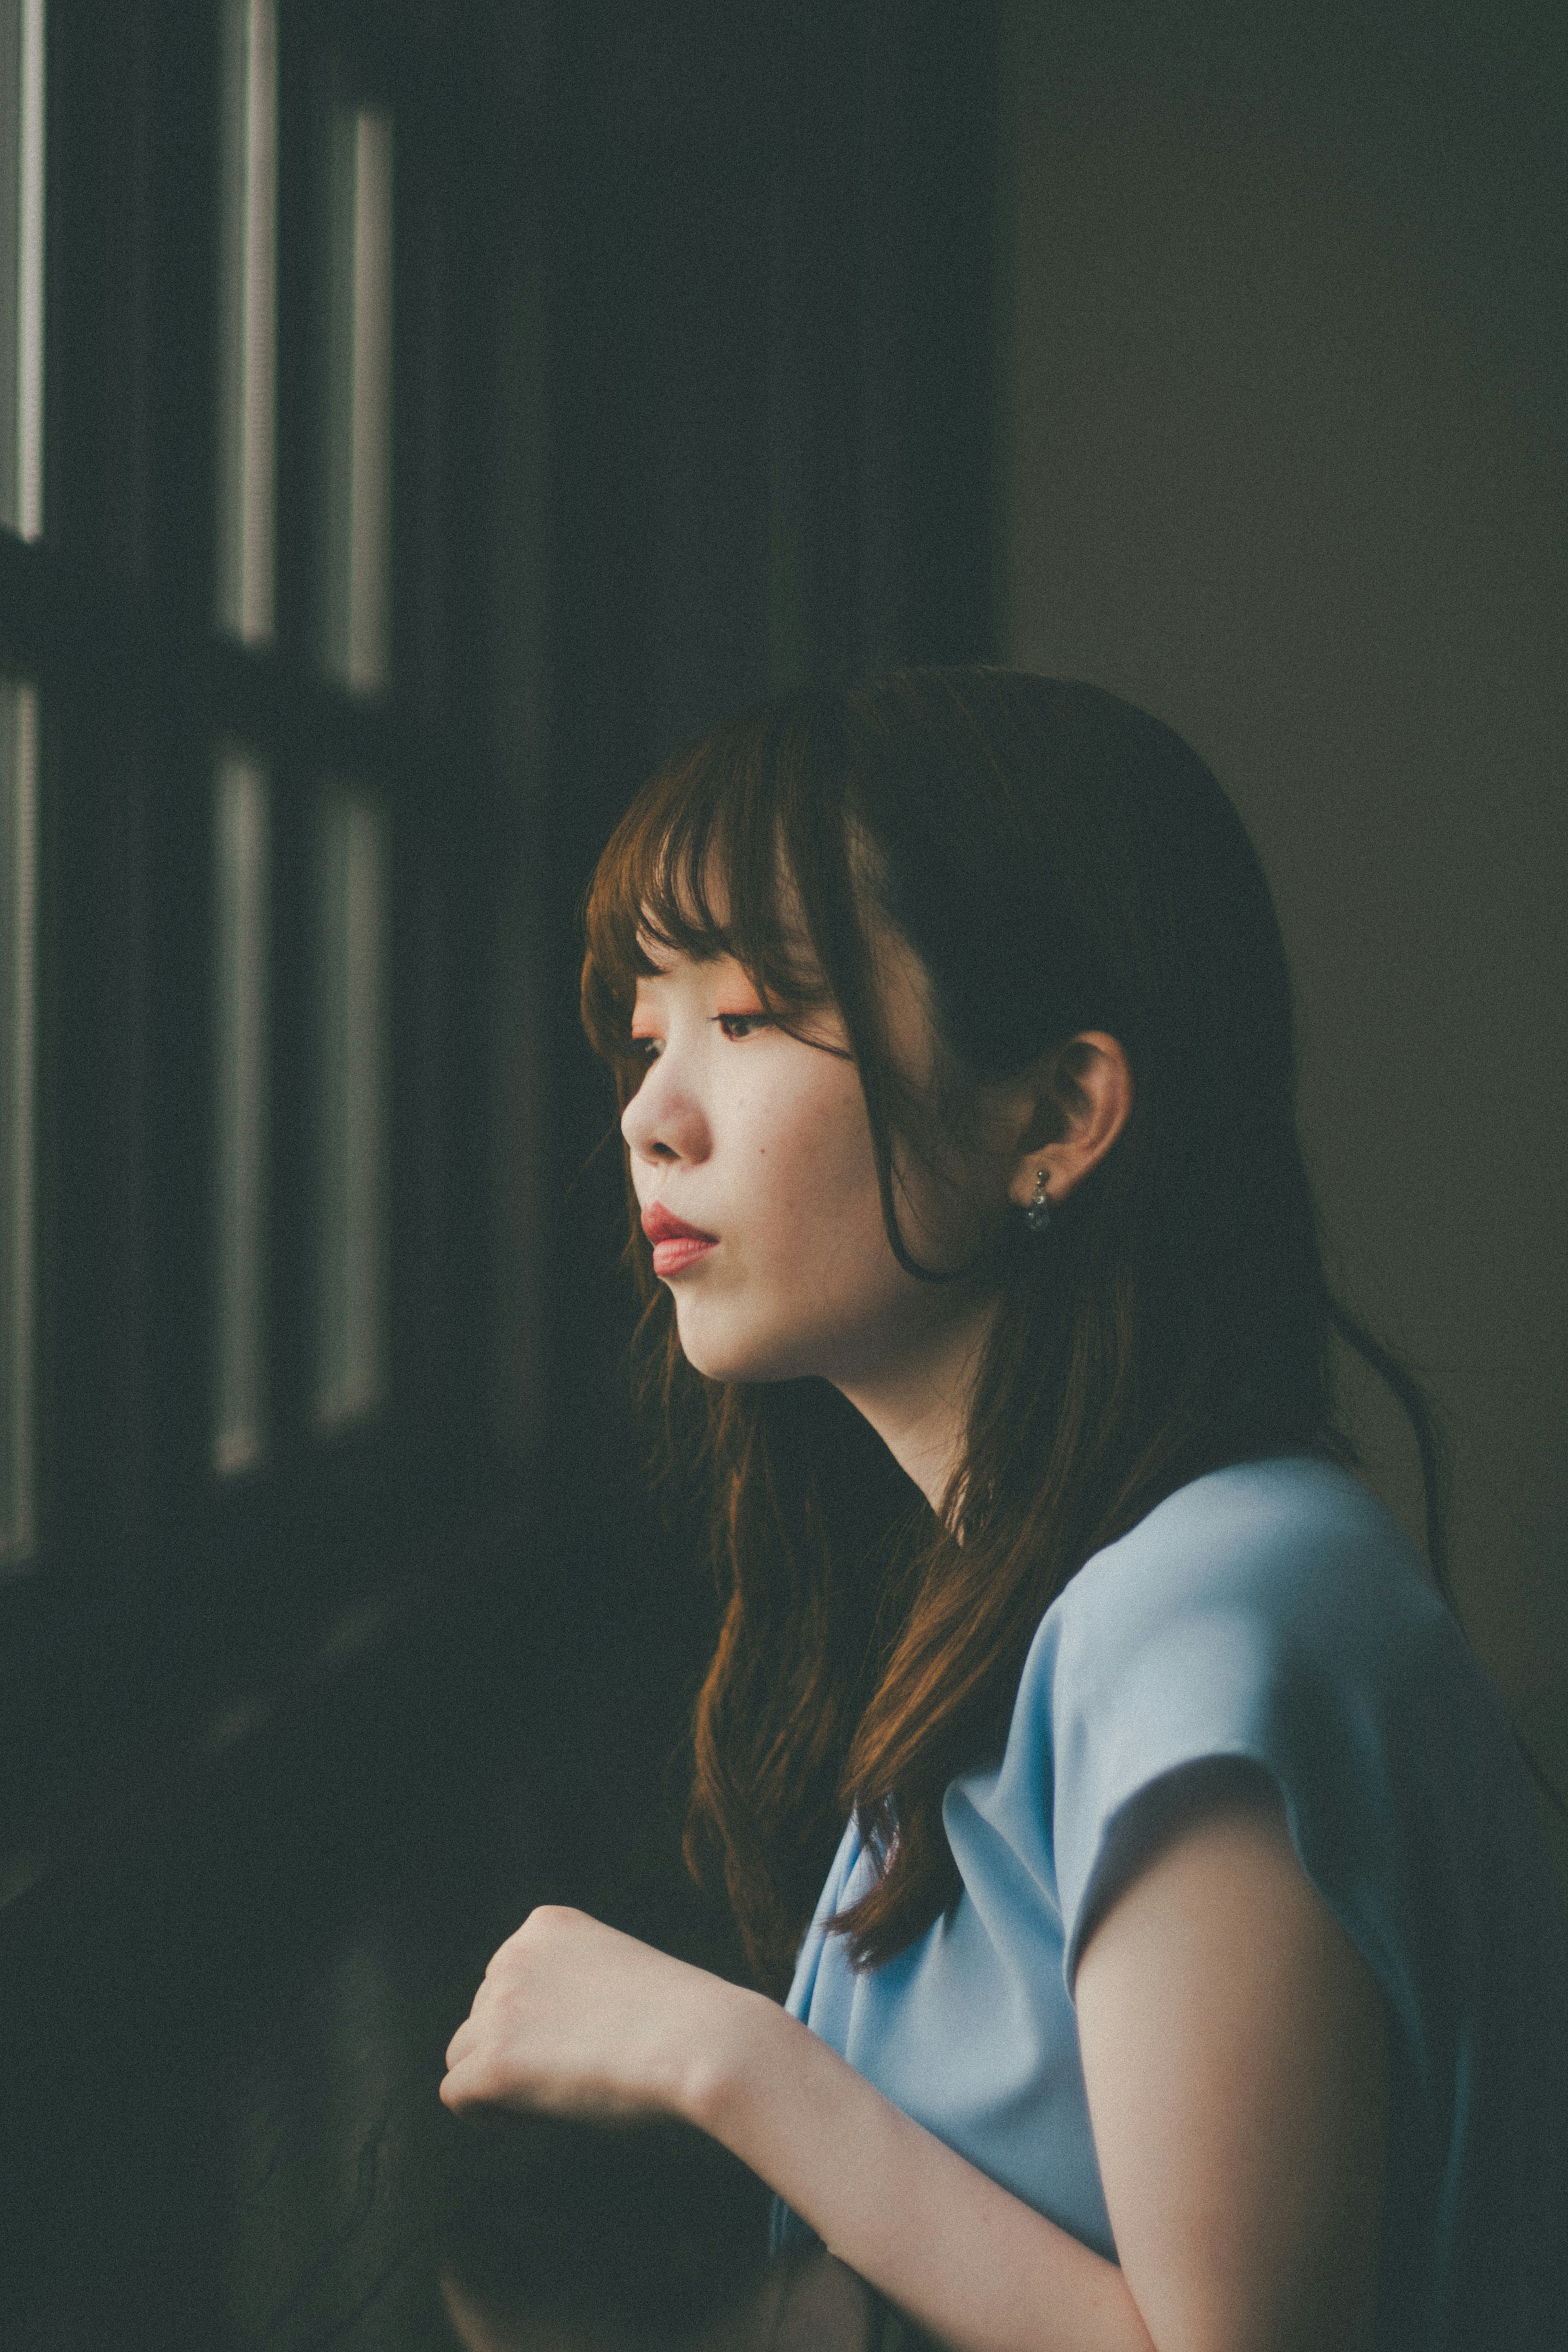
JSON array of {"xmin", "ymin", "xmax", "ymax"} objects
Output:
[{"xmin": 777, "ymin": 1457, "xmax": 1568, "ymax": 2347}]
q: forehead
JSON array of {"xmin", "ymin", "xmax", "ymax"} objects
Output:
[
  {"xmin": 632, "ymin": 919, "xmax": 745, "ymax": 974},
  {"xmin": 628, "ymin": 933, "xmax": 772, "ymax": 1018},
  {"xmin": 631, "ymin": 937, "xmax": 745, "ymax": 985},
  {"xmin": 632, "ymin": 886, "xmax": 826, "ymax": 983}
]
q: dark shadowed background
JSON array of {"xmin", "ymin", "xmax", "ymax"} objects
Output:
[{"xmin": 0, "ymin": 2, "xmax": 1561, "ymax": 2347}]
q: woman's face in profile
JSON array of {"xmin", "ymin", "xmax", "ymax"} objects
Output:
[{"xmin": 620, "ymin": 930, "xmax": 1008, "ymax": 1396}]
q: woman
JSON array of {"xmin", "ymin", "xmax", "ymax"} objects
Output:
[{"xmin": 442, "ymin": 670, "xmax": 1568, "ymax": 2350}]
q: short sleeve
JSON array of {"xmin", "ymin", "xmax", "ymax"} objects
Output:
[
  {"xmin": 1035, "ymin": 1460, "xmax": 1453, "ymax": 2005},
  {"xmin": 1063, "ymin": 1750, "xmax": 1287, "ymax": 1970}
]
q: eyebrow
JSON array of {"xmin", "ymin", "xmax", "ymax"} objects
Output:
[
  {"xmin": 631, "ymin": 961, "xmax": 768, "ymax": 1001},
  {"xmin": 629, "ymin": 935, "xmax": 836, "ymax": 1020}
]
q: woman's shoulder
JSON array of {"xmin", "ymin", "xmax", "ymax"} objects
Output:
[
  {"xmin": 979, "ymin": 1452, "xmax": 1561, "ymax": 2013},
  {"xmin": 1097, "ymin": 1449, "xmax": 1430, "ymax": 1585},
  {"xmin": 991, "ymin": 1453, "xmax": 1495, "ymax": 1895},
  {"xmin": 1044, "ymin": 1453, "xmax": 1448, "ymax": 1688}
]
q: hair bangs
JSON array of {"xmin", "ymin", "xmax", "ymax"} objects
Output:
[{"xmin": 581, "ymin": 699, "xmax": 858, "ymax": 1086}]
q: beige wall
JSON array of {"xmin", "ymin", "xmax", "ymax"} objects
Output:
[{"xmin": 999, "ymin": 6, "xmax": 1567, "ymax": 1778}]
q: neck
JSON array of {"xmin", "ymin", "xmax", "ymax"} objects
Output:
[{"xmin": 832, "ymin": 1293, "xmax": 998, "ymax": 1520}]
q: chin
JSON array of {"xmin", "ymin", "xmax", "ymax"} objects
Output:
[{"xmin": 670, "ymin": 1302, "xmax": 821, "ymax": 1387}]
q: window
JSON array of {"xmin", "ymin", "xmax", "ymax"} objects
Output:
[
  {"xmin": 0, "ymin": 0, "xmax": 501, "ymax": 1868},
  {"xmin": 215, "ymin": 0, "xmax": 276, "ymax": 646},
  {"xmin": 313, "ymin": 779, "xmax": 387, "ymax": 1431},
  {"xmin": 212, "ymin": 745, "xmax": 270, "ymax": 1475},
  {"xmin": 0, "ymin": 0, "xmax": 44, "ymax": 543},
  {"xmin": 319, "ymin": 99, "xmax": 392, "ymax": 694},
  {"xmin": 202, "ymin": 29, "xmax": 416, "ymax": 1503},
  {"xmin": 0, "ymin": 677, "xmax": 35, "ymax": 1565},
  {"xmin": 0, "ymin": 0, "xmax": 40, "ymax": 1584}
]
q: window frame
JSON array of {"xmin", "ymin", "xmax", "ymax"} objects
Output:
[{"xmin": 0, "ymin": 0, "xmax": 503, "ymax": 1868}]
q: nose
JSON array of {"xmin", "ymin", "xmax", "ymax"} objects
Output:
[{"xmin": 620, "ymin": 1049, "xmax": 712, "ymax": 1167}]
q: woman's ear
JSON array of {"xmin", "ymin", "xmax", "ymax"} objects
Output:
[{"xmin": 1004, "ymin": 1032, "xmax": 1134, "ymax": 1214}]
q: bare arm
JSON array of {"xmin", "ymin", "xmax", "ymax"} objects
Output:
[
  {"xmin": 690, "ymin": 1990, "xmax": 1156, "ymax": 2352},
  {"xmin": 1073, "ymin": 1779, "xmax": 1388, "ymax": 2352},
  {"xmin": 442, "ymin": 1783, "xmax": 1388, "ymax": 2352}
]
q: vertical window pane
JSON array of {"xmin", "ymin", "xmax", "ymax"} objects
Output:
[
  {"xmin": 0, "ymin": 680, "xmax": 36, "ymax": 1565},
  {"xmin": 215, "ymin": 0, "xmax": 277, "ymax": 642},
  {"xmin": 320, "ymin": 105, "xmax": 393, "ymax": 693},
  {"xmin": 213, "ymin": 750, "xmax": 270, "ymax": 1474},
  {"xmin": 0, "ymin": 0, "xmax": 45, "ymax": 539},
  {"xmin": 314, "ymin": 785, "xmax": 387, "ymax": 1431}
]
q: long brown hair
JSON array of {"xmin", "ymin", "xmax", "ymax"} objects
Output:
[{"xmin": 581, "ymin": 669, "xmax": 1450, "ymax": 1994}]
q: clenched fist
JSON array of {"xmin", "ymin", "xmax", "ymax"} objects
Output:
[{"xmin": 441, "ymin": 1906, "xmax": 759, "ymax": 2131}]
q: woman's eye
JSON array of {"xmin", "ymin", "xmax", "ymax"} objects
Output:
[
  {"xmin": 629, "ymin": 1034, "xmax": 661, "ymax": 1062},
  {"xmin": 716, "ymin": 1012, "xmax": 771, "ymax": 1040}
]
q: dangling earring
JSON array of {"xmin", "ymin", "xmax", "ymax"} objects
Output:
[{"xmin": 1025, "ymin": 1168, "xmax": 1051, "ymax": 1233}]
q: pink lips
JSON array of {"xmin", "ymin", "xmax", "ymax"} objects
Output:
[{"xmin": 641, "ymin": 1202, "xmax": 718, "ymax": 1278}]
